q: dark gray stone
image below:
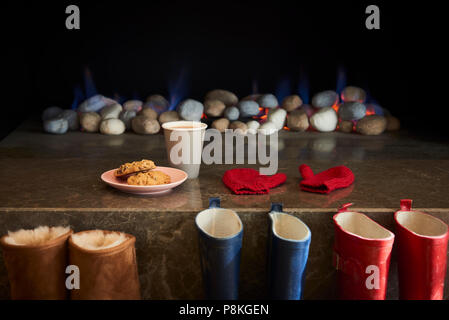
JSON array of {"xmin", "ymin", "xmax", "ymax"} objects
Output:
[
  {"xmin": 339, "ymin": 102, "xmax": 367, "ymax": 121},
  {"xmin": 78, "ymin": 95, "xmax": 115, "ymax": 113},
  {"xmin": 43, "ymin": 118, "xmax": 68, "ymax": 134},
  {"xmin": 311, "ymin": 90, "xmax": 339, "ymax": 108},
  {"xmin": 257, "ymin": 94, "xmax": 278, "ymax": 109},
  {"xmin": 224, "ymin": 106, "xmax": 239, "ymax": 121},
  {"xmin": 237, "ymin": 100, "xmax": 259, "ymax": 118},
  {"xmin": 177, "ymin": 99, "xmax": 204, "ymax": 121}
]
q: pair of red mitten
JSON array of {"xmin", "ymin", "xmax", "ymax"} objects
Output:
[{"xmin": 222, "ymin": 165, "xmax": 354, "ymax": 195}]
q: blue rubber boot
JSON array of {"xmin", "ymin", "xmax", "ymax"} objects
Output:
[
  {"xmin": 195, "ymin": 197, "xmax": 243, "ymax": 299},
  {"xmin": 268, "ymin": 203, "xmax": 311, "ymax": 300}
]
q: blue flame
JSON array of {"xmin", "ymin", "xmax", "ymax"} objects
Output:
[
  {"xmin": 168, "ymin": 67, "xmax": 189, "ymax": 110},
  {"xmin": 84, "ymin": 67, "xmax": 98, "ymax": 98},
  {"xmin": 365, "ymin": 89, "xmax": 384, "ymax": 115},
  {"xmin": 336, "ymin": 65, "xmax": 347, "ymax": 94},
  {"xmin": 71, "ymin": 85, "xmax": 85, "ymax": 110},
  {"xmin": 297, "ymin": 70, "xmax": 309, "ymax": 104},
  {"xmin": 275, "ymin": 77, "xmax": 291, "ymax": 103}
]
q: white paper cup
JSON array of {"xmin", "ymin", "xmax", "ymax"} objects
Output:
[{"xmin": 162, "ymin": 121, "xmax": 208, "ymax": 179}]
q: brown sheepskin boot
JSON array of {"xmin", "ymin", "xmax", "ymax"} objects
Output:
[
  {"xmin": 68, "ymin": 230, "xmax": 141, "ymax": 300},
  {"xmin": 0, "ymin": 226, "xmax": 73, "ymax": 300}
]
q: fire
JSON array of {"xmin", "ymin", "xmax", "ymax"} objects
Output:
[
  {"xmin": 365, "ymin": 106, "xmax": 376, "ymax": 116},
  {"xmin": 283, "ymin": 113, "xmax": 290, "ymax": 130},
  {"xmin": 332, "ymin": 103, "xmax": 340, "ymax": 113},
  {"xmin": 252, "ymin": 107, "xmax": 269, "ymax": 121}
]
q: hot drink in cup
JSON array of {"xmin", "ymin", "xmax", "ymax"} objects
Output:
[{"xmin": 162, "ymin": 121, "xmax": 208, "ymax": 179}]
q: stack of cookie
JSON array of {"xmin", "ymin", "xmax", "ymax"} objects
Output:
[{"xmin": 114, "ymin": 160, "xmax": 171, "ymax": 186}]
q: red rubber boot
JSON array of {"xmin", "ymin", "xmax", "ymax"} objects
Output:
[
  {"xmin": 395, "ymin": 199, "xmax": 449, "ymax": 300},
  {"xmin": 333, "ymin": 203, "xmax": 395, "ymax": 300}
]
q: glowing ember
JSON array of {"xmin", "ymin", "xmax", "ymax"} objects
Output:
[
  {"xmin": 252, "ymin": 107, "xmax": 269, "ymax": 122},
  {"xmin": 332, "ymin": 103, "xmax": 340, "ymax": 113},
  {"xmin": 283, "ymin": 126, "xmax": 290, "ymax": 131},
  {"xmin": 365, "ymin": 106, "xmax": 376, "ymax": 116}
]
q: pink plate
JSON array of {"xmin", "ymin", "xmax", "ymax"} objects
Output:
[{"xmin": 101, "ymin": 166, "xmax": 188, "ymax": 195}]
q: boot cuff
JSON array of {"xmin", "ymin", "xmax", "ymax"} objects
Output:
[
  {"xmin": 1, "ymin": 226, "xmax": 72, "ymax": 247},
  {"xmin": 70, "ymin": 230, "xmax": 132, "ymax": 251}
]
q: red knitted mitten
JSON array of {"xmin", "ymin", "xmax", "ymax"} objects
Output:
[
  {"xmin": 299, "ymin": 164, "xmax": 354, "ymax": 194},
  {"xmin": 223, "ymin": 168, "xmax": 287, "ymax": 195}
]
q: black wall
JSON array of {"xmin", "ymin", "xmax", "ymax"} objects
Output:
[{"xmin": 2, "ymin": 1, "xmax": 431, "ymax": 138}]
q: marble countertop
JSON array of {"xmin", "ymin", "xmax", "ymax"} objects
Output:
[{"xmin": 1, "ymin": 122, "xmax": 449, "ymax": 212}]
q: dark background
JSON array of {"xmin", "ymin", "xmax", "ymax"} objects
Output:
[{"xmin": 1, "ymin": 1, "xmax": 433, "ymax": 138}]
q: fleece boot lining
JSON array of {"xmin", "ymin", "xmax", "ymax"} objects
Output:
[
  {"xmin": 4, "ymin": 226, "xmax": 71, "ymax": 246},
  {"xmin": 71, "ymin": 230, "xmax": 128, "ymax": 250}
]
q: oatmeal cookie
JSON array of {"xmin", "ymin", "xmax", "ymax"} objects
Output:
[
  {"xmin": 127, "ymin": 171, "xmax": 171, "ymax": 186},
  {"xmin": 115, "ymin": 159, "xmax": 156, "ymax": 178}
]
